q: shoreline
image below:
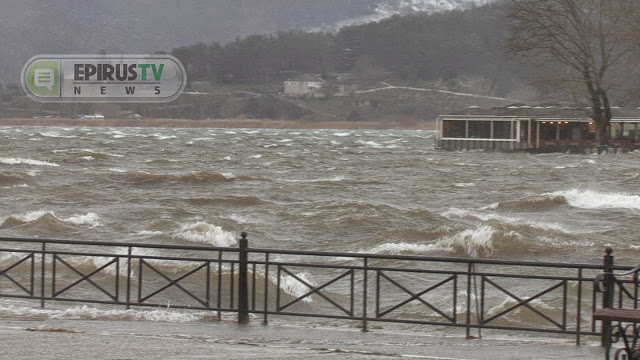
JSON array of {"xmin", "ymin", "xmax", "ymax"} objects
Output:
[{"xmin": 0, "ymin": 117, "xmax": 436, "ymax": 130}]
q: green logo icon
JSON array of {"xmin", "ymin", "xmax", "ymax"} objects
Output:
[{"xmin": 24, "ymin": 60, "xmax": 60, "ymax": 97}]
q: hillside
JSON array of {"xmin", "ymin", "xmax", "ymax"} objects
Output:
[
  {"xmin": 0, "ymin": 1, "xmax": 525, "ymax": 125},
  {"xmin": 0, "ymin": 0, "xmax": 497, "ymax": 83},
  {"xmin": 169, "ymin": 2, "xmax": 525, "ymax": 96}
]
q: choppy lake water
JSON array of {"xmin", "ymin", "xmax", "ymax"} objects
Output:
[{"xmin": 1, "ymin": 126, "xmax": 639, "ymax": 326}]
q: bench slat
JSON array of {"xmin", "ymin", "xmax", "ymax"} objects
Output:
[{"xmin": 593, "ymin": 308, "xmax": 640, "ymax": 323}]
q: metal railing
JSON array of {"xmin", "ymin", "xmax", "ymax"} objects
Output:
[
  {"xmin": 1, "ymin": 233, "xmax": 637, "ymax": 346},
  {"xmin": 0, "ymin": 236, "xmax": 241, "ymax": 320}
]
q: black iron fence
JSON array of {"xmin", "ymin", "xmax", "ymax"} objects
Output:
[{"xmin": 0, "ymin": 233, "xmax": 637, "ymax": 346}]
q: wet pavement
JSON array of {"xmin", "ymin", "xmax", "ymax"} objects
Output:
[{"xmin": 0, "ymin": 318, "xmax": 607, "ymax": 359}]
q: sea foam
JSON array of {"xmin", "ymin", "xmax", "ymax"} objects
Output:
[{"xmin": 0, "ymin": 304, "xmax": 207, "ymax": 323}]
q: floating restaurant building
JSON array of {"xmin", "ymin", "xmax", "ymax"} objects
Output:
[{"xmin": 435, "ymin": 106, "xmax": 640, "ymax": 152}]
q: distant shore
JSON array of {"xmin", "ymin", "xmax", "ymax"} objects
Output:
[{"xmin": 0, "ymin": 118, "xmax": 436, "ymax": 130}]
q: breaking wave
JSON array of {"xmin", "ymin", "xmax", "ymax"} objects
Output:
[
  {"xmin": 488, "ymin": 194, "xmax": 568, "ymax": 212},
  {"xmin": 275, "ymin": 271, "xmax": 315, "ymax": 303},
  {"xmin": 474, "ymin": 189, "xmax": 640, "ymax": 213},
  {"xmin": 434, "ymin": 225, "xmax": 524, "ymax": 257},
  {"xmin": 173, "ymin": 222, "xmax": 237, "ymax": 247},
  {"xmin": 546, "ymin": 189, "xmax": 640, "ymax": 211},
  {"xmin": 370, "ymin": 225, "xmax": 525, "ymax": 258},
  {"xmin": 441, "ymin": 208, "xmax": 569, "ymax": 234},
  {"xmin": 1, "ymin": 210, "xmax": 102, "ymax": 229},
  {"xmin": 64, "ymin": 213, "xmax": 102, "ymax": 227},
  {"xmin": 370, "ymin": 242, "xmax": 451, "ymax": 255}
]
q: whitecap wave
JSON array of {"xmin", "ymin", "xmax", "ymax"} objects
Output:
[
  {"xmin": 441, "ymin": 207, "xmax": 569, "ymax": 233},
  {"xmin": 65, "ymin": 213, "xmax": 102, "ymax": 227},
  {"xmin": 369, "ymin": 242, "xmax": 451, "ymax": 255},
  {"xmin": 173, "ymin": 222, "xmax": 237, "ymax": 247},
  {"xmin": 368, "ymin": 225, "xmax": 523, "ymax": 258},
  {"xmin": 2, "ymin": 184, "xmax": 29, "ymax": 189},
  {"xmin": 356, "ymin": 140, "xmax": 382, "ymax": 148},
  {"xmin": 1, "ymin": 210, "xmax": 102, "ymax": 228},
  {"xmin": 9, "ymin": 209, "xmax": 53, "ymax": 223},
  {"xmin": 436, "ymin": 225, "xmax": 505, "ymax": 258},
  {"xmin": 547, "ymin": 189, "xmax": 640, "ymax": 211},
  {"xmin": 273, "ymin": 271, "xmax": 315, "ymax": 303},
  {"xmin": 137, "ymin": 230, "xmax": 164, "ymax": 236},
  {"xmin": 282, "ymin": 176, "xmax": 345, "ymax": 183},
  {"xmin": 0, "ymin": 157, "xmax": 59, "ymax": 167},
  {"xmin": 38, "ymin": 131, "xmax": 77, "ymax": 139}
]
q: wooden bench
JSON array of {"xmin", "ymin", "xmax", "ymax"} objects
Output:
[
  {"xmin": 594, "ymin": 309, "xmax": 640, "ymax": 324},
  {"xmin": 594, "ymin": 308, "xmax": 640, "ymax": 360}
]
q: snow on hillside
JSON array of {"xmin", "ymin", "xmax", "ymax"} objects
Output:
[{"xmin": 311, "ymin": 0, "xmax": 496, "ymax": 31}]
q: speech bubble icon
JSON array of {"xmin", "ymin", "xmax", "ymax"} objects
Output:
[{"xmin": 34, "ymin": 68, "xmax": 54, "ymax": 91}]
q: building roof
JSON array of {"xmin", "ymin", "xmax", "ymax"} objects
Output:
[
  {"xmin": 285, "ymin": 74, "xmax": 324, "ymax": 82},
  {"xmin": 443, "ymin": 105, "xmax": 640, "ymax": 120}
]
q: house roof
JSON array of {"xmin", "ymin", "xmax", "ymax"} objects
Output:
[
  {"xmin": 444, "ymin": 106, "xmax": 640, "ymax": 120},
  {"xmin": 285, "ymin": 74, "xmax": 324, "ymax": 82}
]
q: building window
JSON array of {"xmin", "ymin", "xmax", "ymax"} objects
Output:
[
  {"xmin": 493, "ymin": 121, "xmax": 512, "ymax": 139},
  {"xmin": 468, "ymin": 121, "xmax": 490, "ymax": 139},
  {"xmin": 442, "ymin": 120, "xmax": 465, "ymax": 138}
]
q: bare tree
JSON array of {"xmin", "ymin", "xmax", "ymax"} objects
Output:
[{"xmin": 506, "ymin": 0, "xmax": 638, "ymax": 146}]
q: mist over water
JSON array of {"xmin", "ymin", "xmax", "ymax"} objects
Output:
[{"xmin": 1, "ymin": 126, "xmax": 639, "ymax": 326}]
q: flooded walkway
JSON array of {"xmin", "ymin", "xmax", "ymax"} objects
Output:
[{"xmin": 1, "ymin": 318, "xmax": 604, "ymax": 359}]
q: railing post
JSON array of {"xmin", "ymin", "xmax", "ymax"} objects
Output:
[
  {"xmin": 362, "ymin": 257, "xmax": 368, "ymax": 332},
  {"xmin": 40, "ymin": 242, "xmax": 46, "ymax": 308},
  {"xmin": 126, "ymin": 246, "xmax": 132, "ymax": 309},
  {"xmin": 601, "ymin": 247, "xmax": 614, "ymax": 348},
  {"xmin": 263, "ymin": 252, "xmax": 269, "ymax": 325},
  {"xmin": 466, "ymin": 262, "xmax": 472, "ymax": 339},
  {"xmin": 238, "ymin": 232, "xmax": 249, "ymax": 324}
]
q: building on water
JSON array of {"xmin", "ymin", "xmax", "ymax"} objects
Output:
[{"xmin": 435, "ymin": 106, "xmax": 640, "ymax": 152}]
